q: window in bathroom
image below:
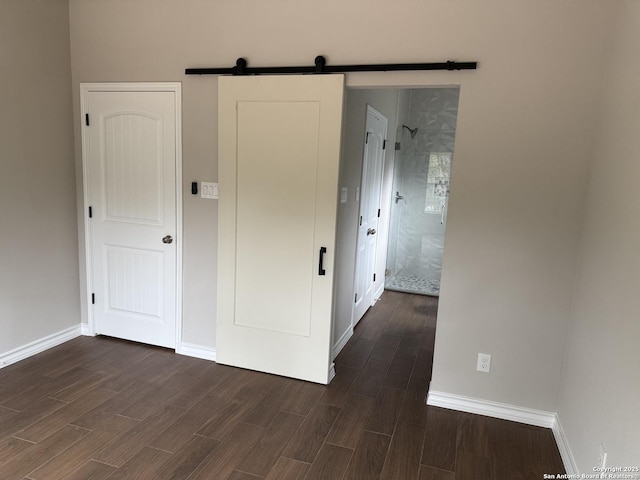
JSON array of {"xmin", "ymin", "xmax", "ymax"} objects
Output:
[{"xmin": 424, "ymin": 152, "xmax": 452, "ymax": 213}]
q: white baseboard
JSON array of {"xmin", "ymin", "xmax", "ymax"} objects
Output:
[
  {"xmin": 332, "ymin": 327, "xmax": 353, "ymax": 360},
  {"xmin": 0, "ymin": 325, "xmax": 82, "ymax": 369},
  {"xmin": 426, "ymin": 389, "xmax": 556, "ymax": 428},
  {"xmin": 328, "ymin": 362, "xmax": 336, "ymax": 383},
  {"xmin": 427, "ymin": 390, "xmax": 579, "ymax": 473},
  {"xmin": 177, "ymin": 342, "xmax": 216, "ymax": 361},
  {"xmin": 80, "ymin": 323, "xmax": 93, "ymax": 336},
  {"xmin": 552, "ymin": 413, "xmax": 579, "ymax": 475}
]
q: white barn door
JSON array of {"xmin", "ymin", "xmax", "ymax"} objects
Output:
[
  {"xmin": 82, "ymin": 84, "xmax": 181, "ymax": 349},
  {"xmin": 217, "ymin": 75, "xmax": 344, "ymax": 384}
]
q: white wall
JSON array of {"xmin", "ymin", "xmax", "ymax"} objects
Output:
[
  {"xmin": 424, "ymin": 1, "xmax": 613, "ymax": 410},
  {"xmin": 0, "ymin": 0, "xmax": 79, "ymax": 355},
  {"xmin": 68, "ymin": 0, "xmax": 612, "ymax": 416},
  {"xmin": 556, "ymin": 2, "xmax": 640, "ymax": 471}
]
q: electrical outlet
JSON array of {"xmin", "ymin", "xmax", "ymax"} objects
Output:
[
  {"xmin": 599, "ymin": 443, "xmax": 607, "ymax": 470},
  {"xmin": 477, "ymin": 353, "xmax": 491, "ymax": 373}
]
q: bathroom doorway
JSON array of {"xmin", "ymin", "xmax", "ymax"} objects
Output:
[{"xmin": 385, "ymin": 88, "xmax": 460, "ymax": 296}]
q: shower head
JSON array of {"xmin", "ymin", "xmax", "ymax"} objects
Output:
[{"xmin": 402, "ymin": 124, "xmax": 418, "ymax": 139}]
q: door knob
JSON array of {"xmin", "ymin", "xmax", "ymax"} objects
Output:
[
  {"xmin": 162, "ymin": 235, "xmax": 173, "ymax": 244},
  {"xmin": 367, "ymin": 228, "xmax": 376, "ymax": 236}
]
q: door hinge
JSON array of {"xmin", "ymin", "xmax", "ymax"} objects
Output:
[
  {"xmin": 359, "ymin": 216, "xmax": 362, "ymax": 226},
  {"xmin": 383, "ymin": 140, "xmax": 387, "ymax": 150},
  {"xmin": 88, "ymin": 206, "xmax": 92, "ymax": 218},
  {"xmin": 373, "ymin": 273, "xmax": 376, "ymax": 282},
  {"xmin": 91, "ymin": 293, "xmax": 95, "ymax": 304},
  {"xmin": 354, "ymin": 293, "xmax": 358, "ymax": 303},
  {"xmin": 377, "ymin": 208, "xmax": 381, "ymax": 217},
  {"xmin": 365, "ymin": 132, "xmax": 370, "ymax": 144},
  {"xmin": 85, "ymin": 113, "xmax": 90, "ymax": 126}
]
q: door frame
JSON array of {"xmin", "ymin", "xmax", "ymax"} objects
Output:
[{"xmin": 79, "ymin": 82, "xmax": 183, "ymax": 351}]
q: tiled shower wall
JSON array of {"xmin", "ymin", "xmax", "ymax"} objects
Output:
[{"xmin": 385, "ymin": 88, "xmax": 460, "ymax": 294}]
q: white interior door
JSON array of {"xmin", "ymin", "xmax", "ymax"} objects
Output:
[
  {"xmin": 217, "ymin": 75, "xmax": 344, "ymax": 384},
  {"xmin": 83, "ymin": 84, "xmax": 180, "ymax": 349},
  {"xmin": 353, "ymin": 105, "xmax": 387, "ymax": 325}
]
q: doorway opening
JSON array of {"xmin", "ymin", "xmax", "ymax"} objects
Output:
[
  {"xmin": 385, "ymin": 88, "xmax": 460, "ymax": 296},
  {"xmin": 335, "ymin": 84, "xmax": 460, "ymax": 394},
  {"xmin": 343, "ymin": 86, "xmax": 460, "ymax": 321}
]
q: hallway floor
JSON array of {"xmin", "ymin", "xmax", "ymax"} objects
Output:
[{"xmin": 0, "ymin": 291, "xmax": 564, "ymax": 479}]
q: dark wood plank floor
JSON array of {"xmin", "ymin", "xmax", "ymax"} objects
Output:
[{"xmin": 0, "ymin": 291, "xmax": 564, "ymax": 479}]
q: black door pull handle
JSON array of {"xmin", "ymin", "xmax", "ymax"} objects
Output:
[{"xmin": 319, "ymin": 247, "xmax": 327, "ymax": 276}]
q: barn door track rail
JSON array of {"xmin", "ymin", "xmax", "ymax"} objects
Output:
[{"xmin": 185, "ymin": 56, "xmax": 477, "ymax": 76}]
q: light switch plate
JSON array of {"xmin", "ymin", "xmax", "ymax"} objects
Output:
[{"xmin": 201, "ymin": 182, "xmax": 218, "ymax": 199}]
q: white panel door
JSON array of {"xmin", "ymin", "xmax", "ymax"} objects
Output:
[
  {"xmin": 353, "ymin": 106, "xmax": 387, "ymax": 325},
  {"xmin": 84, "ymin": 86, "xmax": 179, "ymax": 348},
  {"xmin": 217, "ymin": 75, "xmax": 344, "ymax": 384}
]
